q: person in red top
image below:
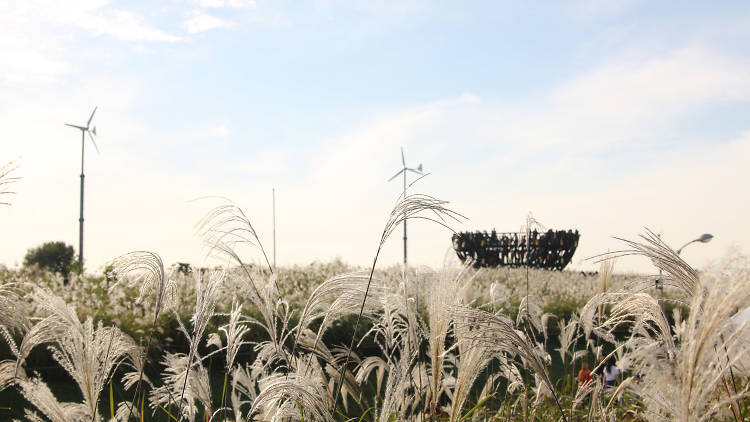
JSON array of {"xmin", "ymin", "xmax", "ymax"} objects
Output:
[{"xmin": 578, "ymin": 360, "xmax": 593, "ymax": 386}]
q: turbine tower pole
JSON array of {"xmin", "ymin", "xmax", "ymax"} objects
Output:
[
  {"xmin": 403, "ymin": 165, "xmax": 407, "ymax": 266},
  {"xmin": 387, "ymin": 147, "xmax": 423, "ymax": 269},
  {"xmin": 79, "ymin": 130, "xmax": 85, "ymax": 269},
  {"xmin": 66, "ymin": 106, "xmax": 98, "ymax": 273}
]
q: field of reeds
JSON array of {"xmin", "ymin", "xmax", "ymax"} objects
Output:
[{"xmin": 1, "ymin": 195, "xmax": 749, "ymax": 422}]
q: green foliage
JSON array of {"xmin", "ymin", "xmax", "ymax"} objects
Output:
[{"xmin": 23, "ymin": 241, "xmax": 76, "ymax": 276}]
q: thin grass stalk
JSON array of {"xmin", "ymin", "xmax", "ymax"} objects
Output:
[
  {"xmin": 331, "ymin": 193, "xmax": 464, "ymax": 418},
  {"xmin": 125, "ymin": 316, "xmax": 160, "ymax": 421},
  {"xmin": 176, "ymin": 271, "xmax": 223, "ymax": 420},
  {"xmin": 219, "ymin": 372, "xmax": 228, "ymax": 422},
  {"xmin": 331, "ymin": 246, "xmax": 382, "ymax": 417},
  {"xmin": 0, "ymin": 159, "xmax": 20, "ymax": 206},
  {"xmin": 111, "ymin": 252, "xmax": 170, "ymax": 422},
  {"xmin": 91, "ymin": 327, "xmax": 117, "ymax": 422}
]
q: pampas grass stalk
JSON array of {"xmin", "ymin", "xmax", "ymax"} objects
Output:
[
  {"xmin": 176, "ymin": 269, "xmax": 224, "ymax": 419},
  {"xmin": 110, "ymin": 251, "xmax": 173, "ymax": 421},
  {"xmin": 451, "ymin": 305, "xmax": 569, "ymax": 422},
  {"xmin": 330, "ymin": 193, "xmax": 465, "ymax": 417},
  {"xmin": 0, "ymin": 159, "xmax": 20, "ymax": 206},
  {"xmin": 585, "ymin": 231, "xmax": 750, "ymax": 421}
]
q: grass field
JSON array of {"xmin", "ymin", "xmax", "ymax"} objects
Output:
[{"xmin": 0, "ymin": 198, "xmax": 747, "ymax": 422}]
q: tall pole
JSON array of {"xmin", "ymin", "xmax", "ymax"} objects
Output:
[
  {"xmin": 78, "ymin": 131, "xmax": 85, "ymax": 270},
  {"xmin": 403, "ymin": 170, "xmax": 407, "ymax": 267},
  {"xmin": 388, "ymin": 147, "xmax": 422, "ymax": 268},
  {"xmin": 272, "ymin": 188, "xmax": 276, "ymax": 271}
]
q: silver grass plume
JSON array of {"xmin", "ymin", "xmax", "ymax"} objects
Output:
[
  {"xmin": 109, "ymin": 251, "xmax": 174, "ymax": 420},
  {"xmin": 516, "ymin": 294, "xmax": 545, "ymax": 335},
  {"xmin": 0, "ymin": 359, "xmax": 25, "ymax": 391},
  {"xmin": 586, "ymin": 233, "xmax": 750, "ymax": 421},
  {"xmin": 0, "ymin": 283, "xmax": 28, "ymax": 333},
  {"xmin": 49, "ymin": 321, "xmax": 137, "ymax": 419},
  {"xmin": 294, "ymin": 273, "xmax": 388, "ymax": 352},
  {"xmin": 197, "ymin": 201, "xmax": 290, "ymax": 366},
  {"xmin": 0, "ymin": 159, "xmax": 20, "ymax": 206},
  {"xmin": 377, "ymin": 343, "xmax": 417, "ymax": 422},
  {"xmin": 211, "ymin": 301, "xmax": 249, "ymax": 422},
  {"xmin": 16, "ymin": 289, "xmax": 80, "ymax": 367},
  {"xmin": 599, "ymin": 258, "xmax": 614, "ymax": 328},
  {"xmin": 25, "ymin": 290, "xmax": 138, "ymax": 420},
  {"xmin": 581, "ymin": 291, "xmax": 674, "ymax": 354},
  {"xmin": 222, "ymin": 301, "xmax": 250, "ymax": 372},
  {"xmin": 669, "ymin": 257, "xmax": 750, "ymax": 421},
  {"xmin": 196, "ymin": 201, "xmax": 274, "ymax": 298},
  {"xmin": 593, "ymin": 228, "xmax": 699, "ymax": 297},
  {"xmin": 227, "ymin": 272, "xmax": 293, "ymax": 369},
  {"xmin": 296, "ymin": 329, "xmax": 362, "ymax": 413},
  {"xmin": 175, "ymin": 269, "xmax": 225, "ymax": 418},
  {"xmin": 426, "ymin": 263, "xmax": 473, "ymax": 416},
  {"xmin": 228, "ymin": 365, "xmax": 258, "ymax": 422},
  {"xmin": 110, "ymin": 251, "xmax": 174, "ymax": 320},
  {"xmin": 18, "ymin": 377, "xmax": 89, "ymax": 422},
  {"xmin": 332, "ymin": 192, "xmax": 465, "ymax": 417},
  {"xmin": 149, "ymin": 352, "xmax": 212, "ymax": 421},
  {"xmin": 355, "ymin": 356, "xmax": 388, "ymax": 396},
  {"xmin": 448, "ymin": 315, "xmax": 493, "ymax": 422},
  {"xmin": 451, "ymin": 305, "xmax": 569, "ymax": 422},
  {"xmin": 246, "ymin": 371, "xmax": 333, "ymax": 422}
]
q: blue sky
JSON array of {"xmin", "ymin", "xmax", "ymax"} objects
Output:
[{"xmin": 2, "ymin": 0, "xmax": 750, "ymax": 273}]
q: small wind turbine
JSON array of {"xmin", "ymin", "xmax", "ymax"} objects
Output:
[
  {"xmin": 65, "ymin": 106, "xmax": 99, "ymax": 270},
  {"xmin": 387, "ymin": 147, "xmax": 423, "ymax": 267}
]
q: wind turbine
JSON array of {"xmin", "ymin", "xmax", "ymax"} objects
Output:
[
  {"xmin": 387, "ymin": 147, "xmax": 423, "ymax": 267},
  {"xmin": 65, "ymin": 106, "xmax": 99, "ymax": 270}
]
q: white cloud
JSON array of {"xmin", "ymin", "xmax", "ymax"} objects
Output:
[
  {"xmin": 201, "ymin": 124, "xmax": 230, "ymax": 138},
  {"xmin": 2, "ymin": 1, "xmax": 180, "ymax": 42},
  {"xmin": 195, "ymin": 0, "xmax": 256, "ymax": 8},
  {"xmin": 184, "ymin": 11, "xmax": 232, "ymax": 33},
  {"xmin": 80, "ymin": 10, "xmax": 181, "ymax": 42},
  {"xmin": 0, "ymin": 1, "xmax": 180, "ymax": 85},
  {"xmin": 479, "ymin": 46, "xmax": 750, "ymax": 159}
]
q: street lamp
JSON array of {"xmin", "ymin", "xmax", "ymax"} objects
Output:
[
  {"xmin": 655, "ymin": 233, "xmax": 713, "ymax": 292},
  {"xmin": 676, "ymin": 233, "xmax": 714, "ymax": 255}
]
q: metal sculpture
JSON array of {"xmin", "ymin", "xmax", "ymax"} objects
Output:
[{"xmin": 452, "ymin": 229, "xmax": 580, "ymax": 270}]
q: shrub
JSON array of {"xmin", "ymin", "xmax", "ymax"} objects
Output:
[{"xmin": 23, "ymin": 241, "xmax": 76, "ymax": 278}]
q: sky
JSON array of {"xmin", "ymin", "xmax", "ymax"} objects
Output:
[{"xmin": 1, "ymin": 0, "xmax": 749, "ymax": 275}]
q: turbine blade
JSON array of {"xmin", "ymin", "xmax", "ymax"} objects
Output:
[
  {"xmin": 401, "ymin": 146, "xmax": 405, "ymax": 166},
  {"xmin": 88, "ymin": 131, "xmax": 100, "ymax": 154},
  {"xmin": 87, "ymin": 106, "xmax": 98, "ymax": 127},
  {"xmin": 407, "ymin": 168, "xmax": 423, "ymax": 175},
  {"xmin": 388, "ymin": 169, "xmax": 405, "ymax": 182},
  {"xmin": 65, "ymin": 123, "xmax": 86, "ymax": 130}
]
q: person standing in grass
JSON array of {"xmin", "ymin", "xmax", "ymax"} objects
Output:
[
  {"xmin": 578, "ymin": 360, "xmax": 593, "ymax": 387},
  {"xmin": 602, "ymin": 357, "xmax": 620, "ymax": 388}
]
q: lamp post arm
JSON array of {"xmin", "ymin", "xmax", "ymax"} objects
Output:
[{"xmin": 676, "ymin": 239, "xmax": 698, "ymax": 256}]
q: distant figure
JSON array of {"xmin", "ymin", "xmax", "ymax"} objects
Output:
[
  {"xmin": 578, "ymin": 361, "xmax": 593, "ymax": 386},
  {"xmin": 602, "ymin": 357, "xmax": 620, "ymax": 388}
]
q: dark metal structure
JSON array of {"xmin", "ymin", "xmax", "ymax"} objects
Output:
[{"xmin": 452, "ymin": 229, "xmax": 580, "ymax": 270}]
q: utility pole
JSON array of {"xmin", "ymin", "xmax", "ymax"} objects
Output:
[{"xmin": 272, "ymin": 188, "xmax": 276, "ymax": 271}]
